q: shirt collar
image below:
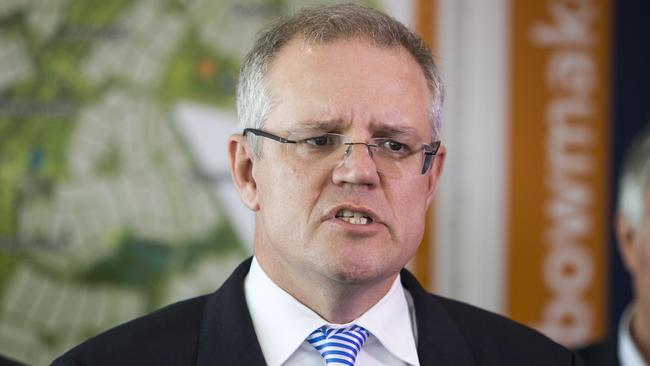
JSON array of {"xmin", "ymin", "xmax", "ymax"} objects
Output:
[
  {"xmin": 244, "ymin": 258, "xmax": 323, "ymax": 366},
  {"xmin": 244, "ymin": 257, "xmax": 419, "ymax": 366},
  {"xmin": 355, "ymin": 270, "xmax": 420, "ymax": 365},
  {"xmin": 618, "ymin": 304, "xmax": 647, "ymax": 366}
]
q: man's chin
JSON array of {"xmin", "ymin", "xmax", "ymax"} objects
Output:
[{"xmin": 320, "ymin": 257, "xmax": 399, "ymax": 287}]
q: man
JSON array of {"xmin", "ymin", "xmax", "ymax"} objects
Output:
[
  {"xmin": 578, "ymin": 124, "xmax": 650, "ymax": 366},
  {"xmin": 0, "ymin": 353, "xmax": 25, "ymax": 366},
  {"xmin": 53, "ymin": 4, "xmax": 583, "ymax": 365}
]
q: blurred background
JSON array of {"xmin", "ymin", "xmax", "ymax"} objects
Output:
[{"xmin": 0, "ymin": 0, "xmax": 647, "ymax": 364}]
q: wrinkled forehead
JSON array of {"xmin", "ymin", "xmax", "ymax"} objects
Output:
[{"xmin": 264, "ymin": 37, "xmax": 433, "ymax": 139}]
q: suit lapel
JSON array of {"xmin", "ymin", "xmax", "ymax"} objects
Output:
[
  {"xmin": 401, "ymin": 269, "xmax": 475, "ymax": 366},
  {"xmin": 196, "ymin": 260, "xmax": 476, "ymax": 366},
  {"xmin": 197, "ymin": 258, "xmax": 267, "ymax": 366}
]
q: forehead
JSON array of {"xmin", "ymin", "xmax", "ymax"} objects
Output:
[{"xmin": 264, "ymin": 37, "xmax": 433, "ymax": 138}]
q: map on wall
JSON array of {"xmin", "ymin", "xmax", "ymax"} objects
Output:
[{"xmin": 0, "ymin": 0, "xmax": 374, "ymax": 364}]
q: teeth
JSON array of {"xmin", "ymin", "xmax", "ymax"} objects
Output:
[{"xmin": 335, "ymin": 209, "xmax": 373, "ymax": 225}]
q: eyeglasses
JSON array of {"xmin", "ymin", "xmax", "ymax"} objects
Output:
[{"xmin": 243, "ymin": 128, "xmax": 441, "ymax": 178}]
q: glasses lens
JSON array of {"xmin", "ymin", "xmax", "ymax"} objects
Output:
[
  {"xmin": 371, "ymin": 139, "xmax": 423, "ymax": 178},
  {"xmin": 278, "ymin": 132, "xmax": 430, "ymax": 178}
]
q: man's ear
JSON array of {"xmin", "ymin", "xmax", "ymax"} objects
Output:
[
  {"xmin": 425, "ymin": 145, "xmax": 446, "ymax": 207},
  {"xmin": 228, "ymin": 134, "xmax": 260, "ymax": 211},
  {"xmin": 617, "ymin": 212, "xmax": 638, "ymax": 272}
]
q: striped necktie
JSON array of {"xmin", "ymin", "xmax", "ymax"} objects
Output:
[{"xmin": 307, "ymin": 324, "xmax": 370, "ymax": 366}]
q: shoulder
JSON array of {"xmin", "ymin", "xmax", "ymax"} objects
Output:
[
  {"xmin": 401, "ymin": 270, "xmax": 583, "ymax": 365},
  {"xmin": 52, "ymin": 294, "xmax": 210, "ymax": 366},
  {"xmin": 0, "ymin": 353, "xmax": 26, "ymax": 366},
  {"xmin": 575, "ymin": 335, "xmax": 619, "ymax": 366},
  {"xmin": 436, "ymin": 294, "xmax": 562, "ymax": 347},
  {"xmin": 434, "ymin": 294, "xmax": 582, "ymax": 364}
]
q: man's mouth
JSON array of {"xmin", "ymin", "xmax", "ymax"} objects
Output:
[{"xmin": 335, "ymin": 209, "xmax": 374, "ymax": 225}]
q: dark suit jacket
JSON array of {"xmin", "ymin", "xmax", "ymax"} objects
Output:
[
  {"xmin": 52, "ymin": 258, "xmax": 584, "ymax": 365},
  {"xmin": 0, "ymin": 354, "xmax": 26, "ymax": 366},
  {"xmin": 576, "ymin": 335, "xmax": 620, "ymax": 366}
]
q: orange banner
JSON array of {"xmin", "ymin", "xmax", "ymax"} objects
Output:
[
  {"xmin": 413, "ymin": 0, "xmax": 438, "ymax": 291},
  {"xmin": 507, "ymin": 0, "xmax": 611, "ymax": 346}
]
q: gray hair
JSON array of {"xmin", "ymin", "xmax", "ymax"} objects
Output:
[
  {"xmin": 236, "ymin": 3, "xmax": 444, "ymax": 158},
  {"xmin": 618, "ymin": 123, "xmax": 650, "ymax": 231}
]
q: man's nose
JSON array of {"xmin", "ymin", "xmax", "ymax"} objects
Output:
[{"xmin": 331, "ymin": 143, "xmax": 380, "ymax": 186}]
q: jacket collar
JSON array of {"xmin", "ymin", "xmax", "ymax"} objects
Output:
[
  {"xmin": 400, "ymin": 269, "xmax": 475, "ymax": 366},
  {"xmin": 196, "ymin": 258, "xmax": 474, "ymax": 366},
  {"xmin": 197, "ymin": 257, "xmax": 266, "ymax": 366}
]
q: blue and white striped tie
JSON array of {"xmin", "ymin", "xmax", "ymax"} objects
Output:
[{"xmin": 307, "ymin": 324, "xmax": 370, "ymax": 366}]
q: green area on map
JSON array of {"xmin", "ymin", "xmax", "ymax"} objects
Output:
[{"xmin": 0, "ymin": 0, "xmax": 373, "ymax": 364}]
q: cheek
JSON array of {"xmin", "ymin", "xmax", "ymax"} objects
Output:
[
  {"xmin": 639, "ymin": 233, "xmax": 650, "ymax": 271},
  {"xmin": 387, "ymin": 178, "xmax": 429, "ymax": 233},
  {"xmin": 281, "ymin": 167, "xmax": 320, "ymax": 207},
  {"xmin": 631, "ymin": 243, "xmax": 650, "ymax": 285},
  {"xmin": 391, "ymin": 177, "xmax": 429, "ymax": 208},
  {"xmin": 258, "ymin": 165, "xmax": 323, "ymax": 222}
]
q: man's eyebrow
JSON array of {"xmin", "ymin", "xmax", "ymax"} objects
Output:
[
  {"xmin": 291, "ymin": 120, "xmax": 423, "ymax": 137},
  {"xmin": 293, "ymin": 119, "xmax": 347, "ymax": 132},
  {"xmin": 372, "ymin": 124, "xmax": 420, "ymax": 137}
]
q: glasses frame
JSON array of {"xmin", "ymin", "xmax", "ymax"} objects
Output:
[{"xmin": 243, "ymin": 128, "xmax": 441, "ymax": 175}]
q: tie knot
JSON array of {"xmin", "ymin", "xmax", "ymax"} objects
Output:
[{"xmin": 307, "ymin": 324, "xmax": 370, "ymax": 366}]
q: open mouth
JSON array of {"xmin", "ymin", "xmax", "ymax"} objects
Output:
[{"xmin": 335, "ymin": 209, "xmax": 374, "ymax": 225}]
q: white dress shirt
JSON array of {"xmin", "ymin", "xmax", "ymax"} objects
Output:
[
  {"xmin": 619, "ymin": 305, "xmax": 647, "ymax": 366},
  {"xmin": 244, "ymin": 257, "xmax": 420, "ymax": 366}
]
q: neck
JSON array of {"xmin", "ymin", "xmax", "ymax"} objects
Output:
[
  {"xmin": 631, "ymin": 304, "xmax": 650, "ymax": 363},
  {"xmin": 299, "ymin": 274, "xmax": 397, "ymax": 324},
  {"xmin": 255, "ymin": 255, "xmax": 397, "ymax": 324}
]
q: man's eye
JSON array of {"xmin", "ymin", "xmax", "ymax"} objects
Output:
[
  {"xmin": 305, "ymin": 135, "xmax": 331, "ymax": 146},
  {"xmin": 382, "ymin": 140, "xmax": 407, "ymax": 152}
]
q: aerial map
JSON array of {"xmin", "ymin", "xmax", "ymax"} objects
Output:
[{"xmin": 0, "ymin": 0, "xmax": 375, "ymax": 363}]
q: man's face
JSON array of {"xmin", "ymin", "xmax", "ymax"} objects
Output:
[
  {"xmin": 247, "ymin": 38, "xmax": 444, "ymax": 289},
  {"xmin": 620, "ymin": 187, "xmax": 650, "ymax": 318}
]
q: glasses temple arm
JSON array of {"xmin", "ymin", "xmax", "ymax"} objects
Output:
[{"xmin": 243, "ymin": 128, "xmax": 296, "ymax": 144}]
